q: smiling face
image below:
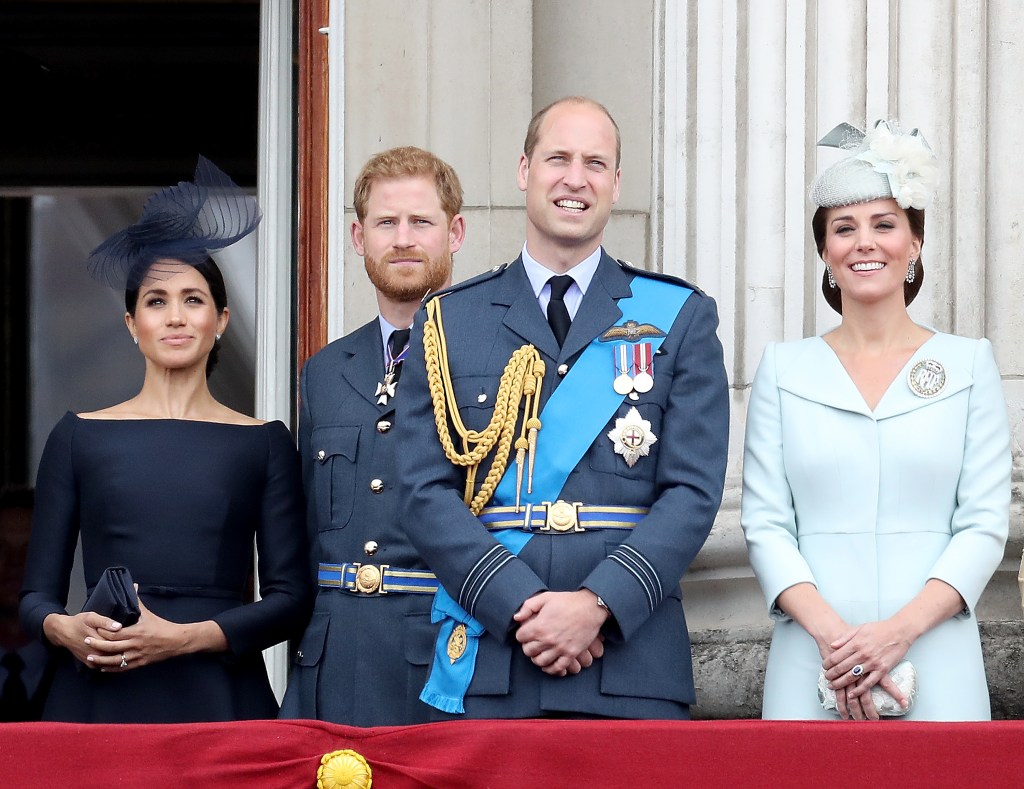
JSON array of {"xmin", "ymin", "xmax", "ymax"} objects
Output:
[
  {"xmin": 125, "ymin": 262, "xmax": 228, "ymax": 374},
  {"xmin": 517, "ymin": 100, "xmax": 621, "ymax": 269},
  {"xmin": 821, "ymin": 198, "xmax": 922, "ymax": 310},
  {"xmin": 352, "ymin": 175, "xmax": 464, "ymax": 304}
]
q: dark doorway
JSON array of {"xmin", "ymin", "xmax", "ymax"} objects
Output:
[{"xmin": 0, "ymin": 1, "xmax": 260, "ymax": 189}]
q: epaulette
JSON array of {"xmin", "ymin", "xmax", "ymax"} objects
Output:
[
  {"xmin": 616, "ymin": 258, "xmax": 708, "ymax": 297},
  {"xmin": 421, "ymin": 260, "xmax": 513, "ymax": 304}
]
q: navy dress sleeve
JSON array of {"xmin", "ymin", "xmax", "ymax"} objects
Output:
[
  {"xmin": 212, "ymin": 421, "xmax": 312, "ymax": 655},
  {"xmin": 20, "ymin": 413, "xmax": 82, "ymax": 640}
]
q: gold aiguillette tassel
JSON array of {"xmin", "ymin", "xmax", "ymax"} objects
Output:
[
  {"xmin": 526, "ymin": 418, "xmax": 541, "ymax": 494},
  {"xmin": 525, "ymin": 358, "xmax": 545, "ymax": 494},
  {"xmin": 514, "ymin": 439, "xmax": 527, "ymax": 512}
]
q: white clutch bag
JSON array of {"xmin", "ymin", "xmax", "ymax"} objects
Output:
[{"xmin": 817, "ymin": 659, "xmax": 918, "ymax": 717}]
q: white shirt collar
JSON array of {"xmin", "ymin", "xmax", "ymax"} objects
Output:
[
  {"xmin": 520, "ymin": 244, "xmax": 603, "ymax": 298},
  {"xmin": 377, "ymin": 315, "xmax": 411, "ymax": 364}
]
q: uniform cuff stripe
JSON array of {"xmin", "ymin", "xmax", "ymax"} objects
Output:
[
  {"xmin": 460, "ymin": 544, "xmax": 512, "ymax": 613},
  {"xmin": 609, "ymin": 546, "xmax": 660, "ymax": 612}
]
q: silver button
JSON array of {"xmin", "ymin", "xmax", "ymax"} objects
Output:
[
  {"xmin": 316, "ymin": 449, "xmax": 326, "ymax": 461},
  {"xmin": 370, "ymin": 478, "xmax": 384, "ymax": 493},
  {"xmin": 477, "ymin": 392, "xmax": 488, "ymax": 403},
  {"xmin": 296, "ymin": 650, "xmax": 304, "ymax": 659},
  {"xmin": 364, "ymin": 540, "xmax": 379, "ymax": 556},
  {"xmin": 376, "ymin": 419, "xmax": 392, "ymax": 433},
  {"xmin": 557, "ymin": 364, "xmax": 569, "ymax": 376}
]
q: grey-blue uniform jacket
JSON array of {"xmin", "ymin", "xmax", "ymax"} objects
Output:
[
  {"xmin": 279, "ymin": 320, "xmax": 436, "ymax": 725},
  {"xmin": 395, "ymin": 251, "xmax": 729, "ymax": 719}
]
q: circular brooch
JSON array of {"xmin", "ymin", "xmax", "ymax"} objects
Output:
[{"xmin": 907, "ymin": 359, "xmax": 947, "ymax": 398}]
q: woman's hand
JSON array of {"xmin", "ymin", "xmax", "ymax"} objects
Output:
[
  {"xmin": 810, "ymin": 619, "xmax": 888, "ymax": 720},
  {"xmin": 82, "ymin": 598, "xmax": 228, "ymax": 673},
  {"xmin": 823, "ymin": 620, "xmax": 911, "ymax": 718},
  {"xmin": 42, "ymin": 611, "xmax": 123, "ymax": 668},
  {"xmin": 80, "ymin": 598, "xmax": 186, "ymax": 671}
]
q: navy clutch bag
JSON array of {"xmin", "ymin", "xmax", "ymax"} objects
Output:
[{"xmin": 83, "ymin": 566, "xmax": 141, "ymax": 627}]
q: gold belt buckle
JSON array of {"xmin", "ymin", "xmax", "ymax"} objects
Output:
[
  {"xmin": 353, "ymin": 563, "xmax": 389, "ymax": 594},
  {"xmin": 541, "ymin": 500, "xmax": 585, "ymax": 533}
]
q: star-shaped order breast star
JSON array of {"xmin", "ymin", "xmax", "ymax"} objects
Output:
[{"xmin": 607, "ymin": 406, "xmax": 658, "ymax": 468}]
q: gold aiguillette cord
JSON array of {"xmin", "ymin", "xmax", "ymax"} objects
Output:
[{"xmin": 423, "ymin": 296, "xmax": 545, "ymax": 515}]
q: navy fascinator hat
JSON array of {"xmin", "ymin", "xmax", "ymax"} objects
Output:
[{"xmin": 86, "ymin": 156, "xmax": 261, "ymax": 289}]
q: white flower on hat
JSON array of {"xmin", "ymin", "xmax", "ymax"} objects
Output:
[{"xmin": 854, "ymin": 122, "xmax": 939, "ymax": 210}]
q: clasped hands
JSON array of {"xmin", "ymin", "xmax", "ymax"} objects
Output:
[
  {"xmin": 820, "ymin": 620, "xmax": 911, "ymax": 720},
  {"xmin": 44, "ymin": 598, "xmax": 186, "ymax": 673},
  {"xmin": 513, "ymin": 589, "xmax": 610, "ymax": 677}
]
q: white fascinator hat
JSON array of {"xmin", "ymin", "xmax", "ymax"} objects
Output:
[{"xmin": 810, "ymin": 120, "xmax": 938, "ymax": 210}]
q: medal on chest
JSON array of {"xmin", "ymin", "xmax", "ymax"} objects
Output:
[
  {"xmin": 607, "ymin": 406, "xmax": 658, "ymax": 467},
  {"xmin": 375, "ymin": 342, "xmax": 410, "ymax": 406},
  {"xmin": 611, "ymin": 342, "xmax": 656, "ymax": 400}
]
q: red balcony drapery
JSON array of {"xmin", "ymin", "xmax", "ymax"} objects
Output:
[{"xmin": 2, "ymin": 717, "xmax": 1021, "ymax": 788}]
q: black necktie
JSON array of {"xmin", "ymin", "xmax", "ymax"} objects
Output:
[
  {"xmin": 387, "ymin": 328, "xmax": 411, "ymax": 384},
  {"xmin": 0, "ymin": 652, "xmax": 29, "ymax": 722},
  {"xmin": 546, "ymin": 275, "xmax": 574, "ymax": 347}
]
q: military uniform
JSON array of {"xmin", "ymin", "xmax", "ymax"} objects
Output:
[
  {"xmin": 279, "ymin": 319, "xmax": 436, "ymax": 725},
  {"xmin": 395, "ymin": 251, "xmax": 729, "ymax": 719}
]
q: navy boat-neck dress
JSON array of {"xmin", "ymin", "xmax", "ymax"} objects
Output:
[{"xmin": 20, "ymin": 413, "xmax": 310, "ymax": 723}]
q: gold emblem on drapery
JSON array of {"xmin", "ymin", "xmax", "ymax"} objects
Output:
[{"xmin": 317, "ymin": 749, "xmax": 372, "ymax": 789}]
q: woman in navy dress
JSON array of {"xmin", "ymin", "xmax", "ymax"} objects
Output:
[{"xmin": 19, "ymin": 159, "xmax": 310, "ymax": 722}]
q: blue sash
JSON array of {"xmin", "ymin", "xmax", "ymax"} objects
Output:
[{"xmin": 421, "ymin": 276, "xmax": 692, "ymax": 713}]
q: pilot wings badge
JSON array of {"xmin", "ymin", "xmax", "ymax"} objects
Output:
[
  {"xmin": 599, "ymin": 319, "xmax": 666, "ymax": 343},
  {"xmin": 607, "ymin": 406, "xmax": 658, "ymax": 468}
]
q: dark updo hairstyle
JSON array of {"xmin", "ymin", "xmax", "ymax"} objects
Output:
[
  {"xmin": 812, "ymin": 205, "xmax": 925, "ymax": 315},
  {"xmin": 124, "ymin": 256, "xmax": 228, "ymax": 378}
]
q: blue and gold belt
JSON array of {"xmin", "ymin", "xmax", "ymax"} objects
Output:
[
  {"xmin": 317, "ymin": 562, "xmax": 438, "ymax": 595},
  {"xmin": 477, "ymin": 501, "xmax": 648, "ymax": 533}
]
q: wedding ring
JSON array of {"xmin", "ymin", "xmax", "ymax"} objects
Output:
[
  {"xmin": 120, "ymin": 654, "xmax": 128, "ymax": 669},
  {"xmin": 851, "ymin": 664, "xmax": 864, "ymax": 677}
]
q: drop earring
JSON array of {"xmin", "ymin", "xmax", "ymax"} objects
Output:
[
  {"xmin": 826, "ymin": 264, "xmax": 836, "ymax": 289},
  {"xmin": 216, "ymin": 333, "xmax": 222, "ymax": 341},
  {"xmin": 132, "ymin": 336, "xmax": 139, "ymax": 345},
  {"xmin": 906, "ymin": 258, "xmax": 917, "ymax": 284}
]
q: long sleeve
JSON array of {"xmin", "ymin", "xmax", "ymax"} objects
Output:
[
  {"xmin": 212, "ymin": 422, "xmax": 312, "ymax": 655},
  {"xmin": 396, "ymin": 312, "xmax": 548, "ymax": 638},
  {"xmin": 19, "ymin": 414, "xmax": 82, "ymax": 642},
  {"xmin": 740, "ymin": 343, "xmax": 817, "ymax": 617},
  {"xmin": 926, "ymin": 338, "xmax": 1011, "ymax": 610},
  {"xmin": 578, "ymin": 293, "xmax": 729, "ymax": 640}
]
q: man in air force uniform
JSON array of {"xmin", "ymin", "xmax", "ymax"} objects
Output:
[
  {"xmin": 280, "ymin": 147, "xmax": 465, "ymax": 725},
  {"xmin": 395, "ymin": 98, "xmax": 729, "ymax": 719}
]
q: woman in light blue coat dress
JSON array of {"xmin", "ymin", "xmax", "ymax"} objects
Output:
[{"xmin": 741, "ymin": 121, "xmax": 1011, "ymax": 721}]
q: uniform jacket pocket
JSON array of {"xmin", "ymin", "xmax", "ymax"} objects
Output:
[
  {"xmin": 294, "ymin": 610, "xmax": 329, "ymax": 667},
  {"xmin": 450, "ymin": 375, "xmax": 499, "ymax": 435},
  {"xmin": 588, "ymin": 401, "xmax": 665, "ymax": 481},
  {"xmin": 311, "ymin": 425, "xmax": 360, "ymax": 529},
  {"xmin": 599, "ymin": 599, "xmax": 693, "ymax": 704},
  {"xmin": 404, "ymin": 611, "xmax": 438, "ymax": 667}
]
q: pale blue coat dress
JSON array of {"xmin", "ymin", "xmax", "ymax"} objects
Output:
[{"xmin": 741, "ymin": 332, "xmax": 1010, "ymax": 720}]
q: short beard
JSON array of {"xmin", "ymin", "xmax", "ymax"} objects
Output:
[{"xmin": 364, "ymin": 249, "xmax": 453, "ymax": 303}]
